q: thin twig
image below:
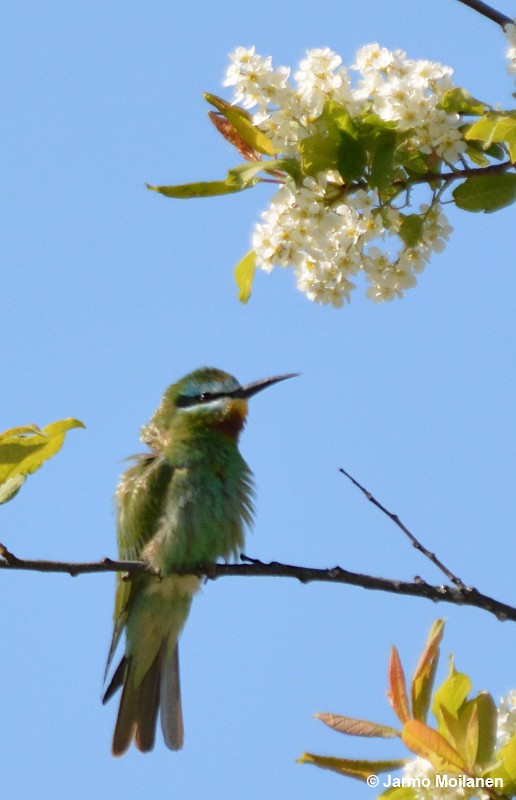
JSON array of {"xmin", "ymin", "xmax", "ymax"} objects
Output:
[
  {"xmin": 1, "ymin": 545, "xmax": 515, "ymax": 623},
  {"xmin": 339, "ymin": 469, "xmax": 465, "ymax": 588},
  {"xmin": 355, "ymin": 161, "xmax": 514, "ymax": 196},
  {"xmin": 455, "ymin": 0, "xmax": 514, "ymax": 29}
]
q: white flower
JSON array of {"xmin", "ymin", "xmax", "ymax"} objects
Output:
[
  {"xmin": 402, "ymin": 757, "xmax": 489, "ymax": 800},
  {"xmin": 294, "ymin": 48, "xmax": 354, "ymax": 116},
  {"xmin": 497, "ymin": 689, "xmax": 516, "ymax": 746},
  {"xmin": 352, "ymin": 43, "xmax": 398, "ymax": 74},
  {"xmin": 223, "ymin": 43, "xmax": 462, "ymax": 306},
  {"xmin": 223, "ymin": 46, "xmax": 276, "ymax": 108},
  {"xmin": 505, "ymin": 22, "xmax": 516, "ymax": 75}
]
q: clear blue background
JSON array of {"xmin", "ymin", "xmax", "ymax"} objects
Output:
[{"xmin": 2, "ymin": 1, "xmax": 515, "ymax": 798}]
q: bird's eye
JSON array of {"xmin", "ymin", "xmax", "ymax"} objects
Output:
[{"xmin": 200, "ymin": 392, "xmax": 214, "ymax": 402}]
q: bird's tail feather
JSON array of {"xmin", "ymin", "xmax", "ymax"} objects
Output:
[
  {"xmin": 105, "ymin": 640, "xmax": 183, "ymax": 756},
  {"xmin": 160, "ymin": 642, "xmax": 184, "ymax": 750}
]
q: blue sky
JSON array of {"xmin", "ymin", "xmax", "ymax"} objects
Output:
[{"xmin": 2, "ymin": 2, "xmax": 516, "ymax": 798}]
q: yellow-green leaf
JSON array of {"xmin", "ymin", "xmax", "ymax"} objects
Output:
[
  {"xmin": 466, "ymin": 112, "xmax": 516, "ymax": 160},
  {"xmin": 401, "ymin": 719, "xmax": 467, "ymax": 773},
  {"xmin": 465, "ymin": 115, "xmax": 500, "ymax": 148},
  {"xmin": 490, "ymin": 116, "xmax": 516, "ymax": 162},
  {"xmin": 432, "ymin": 657, "xmax": 472, "ymax": 728},
  {"xmin": 298, "ymin": 753, "xmax": 407, "ymax": 781},
  {"xmin": 0, "ymin": 473, "xmax": 26, "ymax": 504},
  {"xmin": 438, "ymin": 702, "xmax": 478, "ymax": 771},
  {"xmin": 0, "ymin": 419, "xmax": 85, "ymax": 504},
  {"xmin": 388, "ymin": 646, "xmax": 412, "ymax": 725},
  {"xmin": 146, "ymin": 178, "xmax": 257, "ymax": 199},
  {"xmin": 485, "ymin": 734, "xmax": 516, "ymax": 794},
  {"xmin": 440, "ymin": 88, "xmax": 487, "ymax": 116},
  {"xmin": 204, "ymin": 93, "xmax": 278, "ymax": 156},
  {"xmin": 234, "ymin": 250, "xmax": 256, "ymax": 304},
  {"xmin": 469, "ymin": 692, "xmax": 497, "ymax": 768},
  {"xmin": 235, "ymin": 250, "xmax": 256, "ymax": 304},
  {"xmin": 380, "ymin": 786, "xmax": 418, "ymax": 800},
  {"xmin": 148, "ymin": 158, "xmax": 289, "ymax": 200},
  {"xmin": 411, "ymin": 620, "xmax": 445, "ymax": 723},
  {"xmin": 462, "ymin": 704, "xmax": 479, "ymax": 771},
  {"xmin": 315, "ymin": 713, "xmax": 400, "ymax": 738}
]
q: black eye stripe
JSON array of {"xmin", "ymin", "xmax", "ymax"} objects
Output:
[{"xmin": 176, "ymin": 390, "xmax": 229, "ymax": 408}]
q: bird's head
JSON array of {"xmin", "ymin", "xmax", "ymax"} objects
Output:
[{"xmin": 141, "ymin": 367, "xmax": 298, "ymax": 450}]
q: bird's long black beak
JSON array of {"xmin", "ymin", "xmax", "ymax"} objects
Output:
[{"xmin": 231, "ymin": 373, "xmax": 300, "ymax": 400}]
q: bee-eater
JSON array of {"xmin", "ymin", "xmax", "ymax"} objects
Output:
[{"xmin": 103, "ymin": 366, "xmax": 297, "ymax": 756}]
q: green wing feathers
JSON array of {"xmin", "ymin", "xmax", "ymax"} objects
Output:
[{"xmin": 105, "ymin": 453, "xmax": 173, "ymax": 676}]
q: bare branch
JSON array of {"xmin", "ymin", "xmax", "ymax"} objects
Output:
[
  {"xmin": 1, "ymin": 544, "xmax": 515, "ymax": 623},
  {"xmin": 455, "ymin": 0, "xmax": 514, "ymax": 29},
  {"xmin": 339, "ymin": 468, "xmax": 465, "ymax": 588}
]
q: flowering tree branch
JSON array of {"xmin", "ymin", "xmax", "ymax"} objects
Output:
[
  {"xmin": 1, "ymin": 543, "xmax": 515, "ymax": 623},
  {"xmin": 456, "ymin": 0, "xmax": 514, "ymax": 29},
  {"xmin": 151, "ymin": 33, "xmax": 516, "ymax": 308}
]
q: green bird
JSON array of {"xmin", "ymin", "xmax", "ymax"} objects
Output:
[{"xmin": 103, "ymin": 366, "xmax": 297, "ymax": 756}]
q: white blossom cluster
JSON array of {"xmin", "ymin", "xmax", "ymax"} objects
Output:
[
  {"xmin": 506, "ymin": 22, "xmax": 516, "ymax": 76},
  {"xmin": 402, "ymin": 757, "xmax": 490, "ymax": 800},
  {"xmin": 400, "ymin": 690, "xmax": 516, "ymax": 800},
  {"xmin": 497, "ymin": 688, "xmax": 516, "ymax": 747},
  {"xmin": 224, "ymin": 45, "xmax": 457, "ymax": 306}
]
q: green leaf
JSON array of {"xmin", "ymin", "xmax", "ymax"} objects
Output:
[
  {"xmin": 204, "ymin": 93, "xmax": 277, "ymax": 156},
  {"xmin": 485, "ymin": 734, "xmax": 516, "ymax": 794},
  {"xmin": 147, "ymin": 179, "xmax": 256, "ymax": 199},
  {"xmin": 432, "ymin": 657, "xmax": 471, "ymax": 730},
  {"xmin": 453, "ymin": 174, "xmax": 516, "ymax": 213},
  {"xmin": 490, "ymin": 116, "xmax": 516, "ymax": 162},
  {"xmin": 465, "ymin": 144, "xmax": 490, "ymax": 167},
  {"xmin": 483, "ymin": 142, "xmax": 506, "ymax": 161},
  {"xmin": 331, "ymin": 116, "xmax": 367, "ymax": 181},
  {"xmin": 466, "ymin": 138, "xmax": 506, "ymax": 165},
  {"xmin": 315, "ymin": 713, "xmax": 400, "ymax": 738},
  {"xmin": 380, "ymin": 787, "xmax": 418, "ymax": 800},
  {"xmin": 461, "ymin": 703, "xmax": 479, "ymax": 771},
  {"xmin": 398, "ymin": 214, "xmax": 425, "ymax": 248},
  {"xmin": 298, "ymin": 753, "xmax": 407, "ymax": 781},
  {"xmin": 234, "ymin": 249, "xmax": 256, "ymax": 304},
  {"xmin": 468, "ymin": 692, "xmax": 497, "ymax": 768},
  {"xmin": 227, "ymin": 159, "xmax": 289, "ymax": 187},
  {"xmin": 148, "ymin": 158, "xmax": 292, "ymax": 200},
  {"xmin": 438, "ymin": 702, "xmax": 478, "ymax": 771},
  {"xmin": 397, "ymin": 146, "xmax": 434, "ymax": 176},
  {"xmin": 299, "ymin": 102, "xmax": 367, "ymax": 180},
  {"xmin": 411, "ymin": 620, "xmax": 445, "ymax": 723},
  {"xmin": 465, "ymin": 115, "xmax": 500, "ymax": 148},
  {"xmin": 441, "ymin": 88, "xmax": 487, "ymax": 116},
  {"xmin": 299, "ymin": 130, "xmax": 341, "ymax": 176},
  {"xmin": 370, "ymin": 131, "xmax": 398, "ymax": 190},
  {"xmin": 466, "ymin": 112, "xmax": 516, "ymax": 160},
  {"xmin": 0, "ymin": 419, "xmax": 85, "ymax": 504}
]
